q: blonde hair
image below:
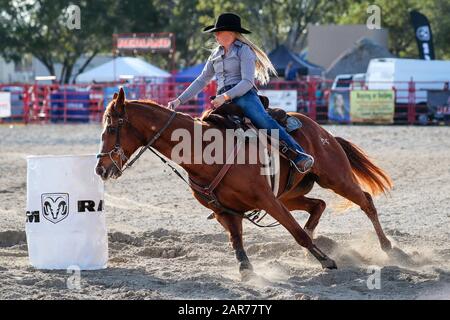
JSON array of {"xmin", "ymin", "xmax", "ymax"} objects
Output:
[
  {"xmin": 235, "ymin": 33, "xmax": 278, "ymax": 85},
  {"xmin": 210, "ymin": 32, "xmax": 278, "ymax": 85}
]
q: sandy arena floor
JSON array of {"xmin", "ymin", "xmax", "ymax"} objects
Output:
[{"xmin": 0, "ymin": 123, "xmax": 449, "ymax": 300}]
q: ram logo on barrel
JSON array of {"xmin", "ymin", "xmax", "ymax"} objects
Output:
[{"xmin": 41, "ymin": 193, "xmax": 69, "ymax": 224}]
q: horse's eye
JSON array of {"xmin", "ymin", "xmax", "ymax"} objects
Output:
[{"xmin": 107, "ymin": 126, "xmax": 116, "ymax": 134}]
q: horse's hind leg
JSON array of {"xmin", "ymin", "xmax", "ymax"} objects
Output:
[
  {"xmin": 329, "ymin": 182, "xmax": 392, "ymax": 252},
  {"xmin": 360, "ymin": 192, "xmax": 392, "ymax": 251},
  {"xmin": 283, "ymin": 196, "xmax": 326, "ymax": 239},
  {"xmin": 214, "ymin": 211, "xmax": 254, "ymax": 279},
  {"xmin": 358, "ymin": 192, "xmax": 413, "ymax": 263},
  {"xmin": 260, "ymin": 196, "xmax": 337, "ymax": 269}
]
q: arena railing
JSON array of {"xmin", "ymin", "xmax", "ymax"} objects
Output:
[{"xmin": 0, "ymin": 78, "xmax": 448, "ymax": 125}]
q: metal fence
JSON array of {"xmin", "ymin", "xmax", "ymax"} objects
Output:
[{"xmin": 0, "ymin": 78, "xmax": 448, "ymax": 125}]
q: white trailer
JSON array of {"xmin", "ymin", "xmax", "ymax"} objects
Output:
[{"xmin": 365, "ymin": 58, "xmax": 450, "ymax": 103}]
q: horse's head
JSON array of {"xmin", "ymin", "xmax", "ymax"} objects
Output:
[{"xmin": 95, "ymin": 88, "xmax": 145, "ymax": 181}]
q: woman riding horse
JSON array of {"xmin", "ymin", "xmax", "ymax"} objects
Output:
[
  {"xmin": 96, "ymin": 13, "xmax": 410, "ymax": 279},
  {"xmin": 168, "ymin": 12, "xmax": 314, "ymax": 173}
]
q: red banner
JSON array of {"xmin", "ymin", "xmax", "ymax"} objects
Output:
[{"xmin": 114, "ymin": 34, "xmax": 174, "ymax": 52}]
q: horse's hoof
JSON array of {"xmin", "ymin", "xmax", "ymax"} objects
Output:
[
  {"xmin": 321, "ymin": 258, "xmax": 338, "ymax": 270},
  {"xmin": 239, "ymin": 261, "xmax": 253, "ymax": 273},
  {"xmin": 240, "ymin": 269, "xmax": 257, "ymax": 282},
  {"xmin": 239, "ymin": 261, "xmax": 255, "ymax": 281},
  {"xmin": 387, "ymin": 247, "xmax": 415, "ymax": 266}
]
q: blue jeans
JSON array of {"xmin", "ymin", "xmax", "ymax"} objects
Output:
[{"xmin": 233, "ymin": 89, "xmax": 308, "ymax": 162}]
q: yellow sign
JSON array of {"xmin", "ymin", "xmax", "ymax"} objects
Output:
[{"xmin": 350, "ymin": 90, "xmax": 395, "ymax": 123}]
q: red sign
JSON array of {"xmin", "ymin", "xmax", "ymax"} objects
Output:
[{"xmin": 115, "ymin": 34, "xmax": 173, "ymax": 52}]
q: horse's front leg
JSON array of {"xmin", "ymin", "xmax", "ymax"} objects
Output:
[
  {"xmin": 282, "ymin": 196, "xmax": 327, "ymax": 239},
  {"xmin": 214, "ymin": 211, "xmax": 254, "ymax": 280},
  {"xmin": 259, "ymin": 194, "xmax": 337, "ymax": 269}
]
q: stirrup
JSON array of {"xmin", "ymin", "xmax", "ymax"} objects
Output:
[{"xmin": 291, "ymin": 153, "xmax": 314, "ymax": 174}]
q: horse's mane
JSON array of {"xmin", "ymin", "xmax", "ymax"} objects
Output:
[
  {"xmin": 200, "ymin": 108, "xmax": 214, "ymax": 121},
  {"xmin": 127, "ymin": 99, "xmax": 163, "ymax": 108},
  {"xmin": 103, "ymin": 98, "xmax": 200, "ymax": 125}
]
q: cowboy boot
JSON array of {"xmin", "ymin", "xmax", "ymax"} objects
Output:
[
  {"xmin": 293, "ymin": 150, "xmax": 315, "ymax": 173},
  {"xmin": 279, "ymin": 141, "xmax": 314, "ymax": 173}
]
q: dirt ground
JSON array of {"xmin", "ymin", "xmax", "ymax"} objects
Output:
[{"xmin": 0, "ymin": 123, "xmax": 449, "ymax": 300}]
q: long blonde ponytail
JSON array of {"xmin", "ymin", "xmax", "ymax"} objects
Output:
[{"xmin": 235, "ymin": 33, "xmax": 278, "ymax": 85}]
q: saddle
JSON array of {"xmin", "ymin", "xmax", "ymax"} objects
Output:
[
  {"xmin": 198, "ymin": 95, "xmax": 300, "ymax": 222},
  {"xmin": 201, "ymin": 95, "xmax": 302, "ymax": 133}
]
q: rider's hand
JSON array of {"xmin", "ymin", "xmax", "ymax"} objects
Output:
[
  {"xmin": 212, "ymin": 95, "xmax": 227, "ymax": 108},
  {"xmin": 167, "ymin": 98, "xmax": 181, "ymax": 110}
]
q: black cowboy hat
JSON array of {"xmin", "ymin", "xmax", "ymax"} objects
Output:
[{"xmin": 203, "ymin": 12, "xmax": 251, "ymax": 34}]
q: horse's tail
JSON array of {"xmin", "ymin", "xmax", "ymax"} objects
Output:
[{"xmin": 336, "ymin": 137, "xmax": 393, "ymax": 196}]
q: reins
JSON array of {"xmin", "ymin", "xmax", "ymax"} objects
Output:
[
  {"xmin": 97, "ymin": 101, "xmax": 281, "ymax": 228},
  {"xmin": 97, "ymin": 103, "xmax": 176, "ymax": 174}
]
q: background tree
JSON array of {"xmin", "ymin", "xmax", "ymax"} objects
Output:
[
  {"xmin": 422, "ymin": 0, "xmax": 450, "ymax": 60},
  {"xmin": 335, "ymin": 0, "xmax": 450, "ymax": 59},
  {"xmin": 195, "ymin": 0, "xmax": 353, "ymax": 53},
  {"xmin": 0, "ymin": 0, "xmax": 119, "ymax": 83},
  {"xmin": 168, "ymin": 0, "xmax": 216, "ymax": 67},
  {"xmin": 0, "ymin": 0, "xmax": 448, "ymax": 82}
]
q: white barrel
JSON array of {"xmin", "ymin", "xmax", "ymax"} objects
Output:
[{"xmin": 25, "ymin": 155, "xmax": 108, "ymax": 270}]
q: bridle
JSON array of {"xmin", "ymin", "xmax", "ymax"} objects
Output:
[
  {"xmin": 96, "ymin": 101, "xmax": 281, "ymax": 228},
  {"xmin": 96, "ymin": 103, "xmax": 177, "ymax": 174}
]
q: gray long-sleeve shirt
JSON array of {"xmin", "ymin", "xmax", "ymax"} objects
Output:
[{"xmin": 178, "ymin": 40, "xmax": 257, "ymax": 104}]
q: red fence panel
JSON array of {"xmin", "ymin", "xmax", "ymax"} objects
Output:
[{"xmin": 0, "ymin": 78, "xmax": 448, "ymax": 125}]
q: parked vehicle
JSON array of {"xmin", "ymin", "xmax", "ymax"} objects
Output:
[
  {"xmin": 365, "ymin": 58, "xmax": 450, "ymax": 103},
  {"xmin": 331, "ymin": 73, "xmax": 366, "ymax": 91}
]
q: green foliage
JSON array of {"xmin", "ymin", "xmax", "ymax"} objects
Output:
[
  {"xmin": 195, "ymin": 0, "xmax": 351, "ymax": 54},
  {"xmin": 422, "ymin": 0, "xmax": 450, "ymax": 60},
  {"xmin": 0, "ymin": 0, "xmax": 120, "ymax": 83},
  {"xmin": 0, "ymin": 0, "xmax": 448, "ymax": 83},
  {"xmin": 334, "ymin": 0, "xmax": 450, "ymax": 59}
]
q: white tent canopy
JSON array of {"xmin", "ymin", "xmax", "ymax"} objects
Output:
[{"xmin": 76, "ymin": 57, "xmax": 171, "ymax": 83}]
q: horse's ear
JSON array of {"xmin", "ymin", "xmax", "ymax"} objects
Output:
[
  {"xmin": 113, "ymin": 92, "xmax": 119, "ymax": 100},
  {"xmin": 117, "ymin": 87, "xmax": 125, "ymax": 103},
  {"xmin": 115, "ymin": 87, "xmax": 126, "ymax": 114}
]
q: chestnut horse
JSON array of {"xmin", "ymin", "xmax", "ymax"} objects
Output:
[{"xmin": 96, "ymin": 88, "xmax": 397, "ymax": 278}]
